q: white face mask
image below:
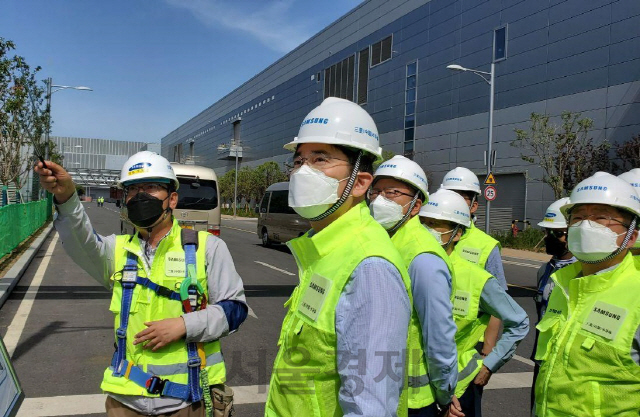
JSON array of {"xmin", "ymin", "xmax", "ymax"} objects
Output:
[
  {"xmin": 424, "ymin": 225, "xmax": 455, "ymax": 246},
  {"xmin": 288, "ymin": 164, "xmax": 346, "ymax": 219},
  {"xmin": 567, "ymin": 221, "xmax": 627, "ymax": 262},
  {"xmin": 370, "ymin": 196, "xmax": 410, "ymax": 230}
]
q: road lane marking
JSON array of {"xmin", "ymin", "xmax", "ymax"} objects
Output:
[
  {"xmin": 5, "ymin": 233, "xmax": 58, "ymax": 358},
  {"xmin": 18, "ymin": 372, "xmax": 534, "ymax": 415},
  {"xmin": 248, "ymin": 305, "xmax": 258, "ymax": 319},
  {"xmin": 222, "ymin": 225, "xmax": 255, "ymax": 234},
  {"xmin": 486, "ymin": 371, "xmax": 533, "ymax": 389},
  {"xmin": 503, "ymin": 260, "xmax": 541, "ymax": 269},
  {"xmin": 254, "ymin": 261, "xmax": 296, "ymax": 276},
  {"xmin": 513, "ymin": 354, "xmax": 535, "ymax": 367},
  {"xmin": 507, "ymin": 283, "xmax": 536, "ymax": 291}
]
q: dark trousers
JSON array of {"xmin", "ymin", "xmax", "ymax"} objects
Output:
[
  {"xmin": 409, "ymin": 402, "xmax": 441, "ymax": 417},
  {"xmin": 458, "ymin": 383, "xmax": 483, "ymax": 417}
]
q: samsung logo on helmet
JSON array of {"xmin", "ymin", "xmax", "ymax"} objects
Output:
[
  {"xmin": 427, "ymin": 201, "xmax": 439, "ymax": 207},
  {"xmin": 631, "ymin": 194, "xmax": 640, "ymax": 203},
  {"xmin": 301, "ymin": 117, "xmax": 329, "ymax": 126},
  {"xmin": 454, "ymin": 210, "xmax": 470, "ymax": 218},
  {"xmin": 128, "ymin": 162, "xmax": 151, "ymax": 172},
  {"xmin": 354, "ymin": 127, "xmax": 379, "ymax": 141},
  {"xmin": 413, "ymin": 172, "xmax": 427, "ymax": 185},
  {"xmin": 446, "ymin": 177, "xmax": 462, "ymax": 182},
  {"xmin": 545, "ymin": 212, "xmax": 557, "ymax": 218},
  {"xmin": 576, "ymin": 185, "xmax": 608, "ymax": 192},
  {"xmin": 379, "ymin": 163, "xmax": 397, "ymax": 169}
]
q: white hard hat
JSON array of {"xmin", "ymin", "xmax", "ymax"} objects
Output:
[
  {"xmin": 537, "ymin": 197, "xmax": 570, "ymax": 228},
  {"xmin": 118, "ymin": 151, "xmax": 179, "ymax": 190},
  {"xmin": 440, "ymin": 167, "xmax": 481, "ymax": 194},
  {"xmin": 284, "ymin": 97, "xmax": 383, "ymax": 161},
  {"xmin": 419, "ymin": 188, "xmax": 471, "ymax": 227},
  {"xmin": 561, "ymin": 172, "xmax": 640, "ymax": 218},
  {"xmin": 618, "ymin": 168, "xmax": 640, "ymax": 190},
  {"xmin": 373, "ymin": 155, "xmax": 429, "ymax": 197}
]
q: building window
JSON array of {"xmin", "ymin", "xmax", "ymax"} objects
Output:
[
  {"xmin": 404, "ymin": 61, "xmax": 417, "ymax": 159},
  {"xmin": 357, "ymin": 47, "xmax": 369, "ymax": 104},
  {"xmin": 494, "ymin": 26, "xmax": 507, "ymax": 62},
  {"xmin": 370, "ymin": 35, "xmax": 392, "ymax": 67},
  {"xmin": 323, "ymin": 54, "xmax": 355, "ymax": 101},
  {"xmin": 173, "ymin": 143, "xmax": 183, "ymax": 162}
]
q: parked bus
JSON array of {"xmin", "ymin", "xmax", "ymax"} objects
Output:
[
  {"xmin": 121, "ymin": 163, "xmax": 221, "ymax": 236},
  {"xmin": 256, "ymin": 182, "xmax": 310, "ymax": 246}
]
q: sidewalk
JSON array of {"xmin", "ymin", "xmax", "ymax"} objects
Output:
[{"xmin": 222, "ymin": 214, "xmax": 258, "ymax": 221}]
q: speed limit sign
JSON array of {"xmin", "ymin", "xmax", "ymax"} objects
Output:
[{"xmin": 484, "ymin": 186, "xmax": 497, "ymax": 201}]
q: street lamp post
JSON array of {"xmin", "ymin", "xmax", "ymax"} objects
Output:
[
  {"xmin": 230, "ymin": 141, "xmax": 243, "ymax": 219},
  {"xmin": 446, "ymin": 63, "xmax": 495, "ymax": 234},
  {"xmin": 44, "ymin": 77, "xmax": 92, "ymax": 161}
]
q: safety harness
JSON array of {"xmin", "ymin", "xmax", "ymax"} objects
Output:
[{"xmin": 110, "ymin": 229, "xmax": 214, "ymax": 411}]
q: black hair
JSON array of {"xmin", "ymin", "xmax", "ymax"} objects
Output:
[{"xmin": 340, "ymin": 146, "xmax": 375, "ymax": 174}]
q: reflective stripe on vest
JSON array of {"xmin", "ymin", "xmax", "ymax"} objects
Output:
[
  {"xmin": 101, "ymin": 220, "xmax": 226, "ymax": 398},
  {"xmin": 265, "ymin": 202, "xmax": 412, "ymax": 417},
  {"xmin": 535, "ymin": 253, "xmax": 640, "ymax": 416},
  {"xmin": 450, "ymin": 252, "xmax": 492, "ymax": 397}
]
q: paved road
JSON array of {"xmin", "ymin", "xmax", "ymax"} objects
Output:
[{"xmin": 0, "ymin": 202, "xmax": 543, "ymax": 416}]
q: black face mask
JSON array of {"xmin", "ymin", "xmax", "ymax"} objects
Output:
[
  {"xmin": 126, "ymin": 192, "xmax": 169, "ymax": 229},
  {"xmin": 544, "ymin": 234, "xmax": 568, "ymax": 258}
]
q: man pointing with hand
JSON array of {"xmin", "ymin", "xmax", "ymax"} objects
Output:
[{"xmin": 35, "ymin": 152, "xmax": 246, "ymax": 417}]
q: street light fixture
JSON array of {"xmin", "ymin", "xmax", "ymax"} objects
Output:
[
  {"xmin": 217, "ymin": 140, "xmax": 244, "ymax": 219},
  {"xmin": 447, "ymin": 62, "xmax": 496, "ymax": 234},
  {"xmin": 44, "ymin": 78, "xmax": 92, "ymax": 161}
]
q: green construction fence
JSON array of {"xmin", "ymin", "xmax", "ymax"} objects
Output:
[{"xmin": 0, "ymin": 199, "xmax": 49, "ymax": 259}]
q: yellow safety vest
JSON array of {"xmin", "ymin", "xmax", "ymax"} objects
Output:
[
  {"xmin": 449, "ymin": 252, "xmax": 492, "ymax": 397},
  {"xmin": 454, "ymin": 222, "xmax": 500, "ymax": 269},
  {"xmin": 390, "ymin": 216, "xmax": 454, "ymax": 409},
  {"xmin": 535, "ymin": 253, "xmax": 640, "ymax": 416},
  {"xmin": 265, "ymin": 202, "xmax": 412, "ymax": 417},
  {"xmin": 101, "ymin": 220, "xmax": 226, "ymax": 396}
]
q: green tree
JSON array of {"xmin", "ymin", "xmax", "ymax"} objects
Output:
[
  {"xmin": 612, "ymin": 134, "xmax": 640, "ymax": 173},
  {"xmin": 0, "ymin": 38, "xmax": 48, "ymax": 191},
  {"xmin": 512, "ymin": 111, "xmax": 607, "ymax": 199},
  {"xmin": 253, "ymin": 161, "xmax": 288, "ymax": 200}
]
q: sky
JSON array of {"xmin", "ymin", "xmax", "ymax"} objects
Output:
[{"xmin": 1, "ymin": 0, "xmax": 363, "ymax": 143}]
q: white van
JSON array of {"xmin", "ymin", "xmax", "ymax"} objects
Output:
[
  {"xmin": 121, "ymin": 163, "xmax": 221, "ymax": 236},
  {"xmin": 256, "ymin": 182, "xmax": 310, "ymax": 246}
]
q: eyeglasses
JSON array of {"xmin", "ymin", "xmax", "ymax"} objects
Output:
[
  {"xmin": 125, "ymin": 183, "xmax": 168, "ymax": 196},
  {"xmin": 285, "ymin": 153, "xmax": 350, "ymax": 173},
  {"xmin": 568, "ymin": 213, "xmax": 629, "ymax": 229},
  {"xmin": 369, "ymin": 188, "xmax": 415, "ymax": 200},
  {"xmin": 546, "ymin": 229, "xmax": 567, "ymax": 238}
]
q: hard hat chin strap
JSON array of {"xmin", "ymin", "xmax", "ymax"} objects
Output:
[
  {"xmin": 444, "ymin": 224, "xmax": 461, "ymax": 251},
  {"xmin": 388, "ymin": 193, "xmax": 420, "ymax": 236},
  {"xmin": 309, "ymin": 152, "xmax": 362, "ymax": 222}
]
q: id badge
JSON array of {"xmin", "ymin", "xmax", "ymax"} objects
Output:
[{"xmin": 122, "ymin": 268, "xmax": 137, "ymax": 283}]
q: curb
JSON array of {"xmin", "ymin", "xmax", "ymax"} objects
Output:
[
  {"xmin": 222, "ymin": 215, "xmax": 258, "ymax": 222},
  {"xmin": 0, "ymin": 223, "xmax": 55, "ymax": 309},
  {"xmin": 502, "ymin": 247, "xmax": 550, "ymax": 262}
]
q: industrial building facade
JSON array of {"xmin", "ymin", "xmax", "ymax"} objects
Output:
[
  {"xmin": 160, "ymin": 0, "xmax": 640, "ymax": 231},
  {"xmin": 20, "ymin": 137, "xmax": 159, "ymax": 201}
]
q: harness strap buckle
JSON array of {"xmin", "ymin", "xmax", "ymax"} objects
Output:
[
  {"xmin": 116, "ymin": 328, "xmax": 126, "ymax": 339},
  {"xmin": 187, "ymin": 357, "xmax": 202, "ymax": 368},
  {"xmin": 146, "ymin": 376, "xmax": 167, "ymax": 395}
]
